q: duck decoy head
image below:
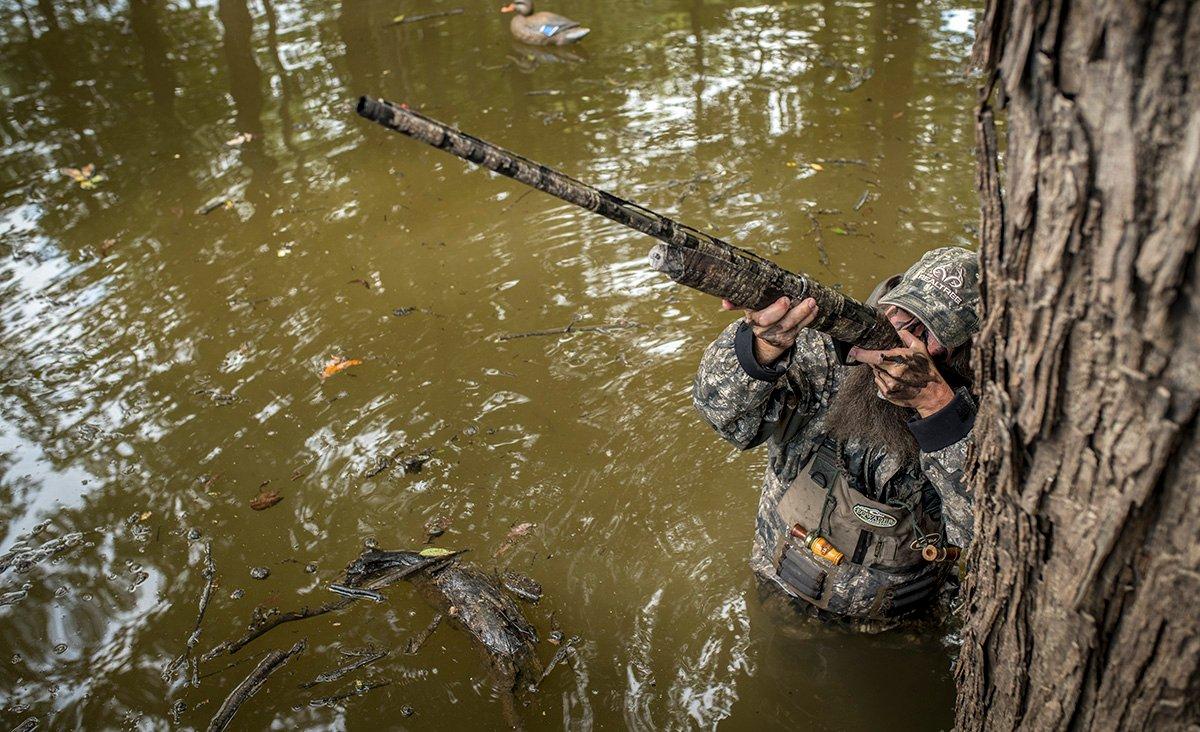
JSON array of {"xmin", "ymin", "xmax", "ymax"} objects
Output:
[{"xmin": 500, "ymin": 1, "xmax": 533, "ymax": 15}]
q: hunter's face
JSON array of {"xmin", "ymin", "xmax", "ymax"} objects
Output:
[{"xmin": 884, "ymin": 305, "xmax": 948, "ymax": 358}]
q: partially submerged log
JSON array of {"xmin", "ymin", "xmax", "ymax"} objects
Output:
[
  {"xmin": 205, "ymin": 546, "xmax": 545, "ymax": 726},
  {"xmin": 344, "ymin": 549, "xmax": 544, "ymax": 726},
  {"xmin": 344, "ymin": 549, "xmax": 543, "ymax": 697}
]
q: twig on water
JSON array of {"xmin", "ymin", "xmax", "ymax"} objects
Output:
[
  {"xmin": 307, "ymin": 680, "xmax": 391, "ymax": 707},
  {"xmin": 807, "ymin": 213, "xmax": 831, "ymax": 267},
  {"xmin": 196, "ymin": 199, "xmax": 231, "ymax": 215},
  {"xmin": 815, "ymin": 158, "xmax": 868, "ymax": 167},
  {"xmin": 390, "ymin": 8, "xmax": 464, "ymax": 25},
  {"xmin": 404, "ymin": 612, "xmax": 444, "ymax": 654},
  {"xmin": 165, "ymin": 541, "xmax": 217, "ymax": 680},
  {"xmin": 708, "ymin": 173, "xmax": 752, "ymax": 205},
  {"xmin": 533, "ymin": 635, "xmax": 580, "ymax": 690},
  {"xmin": 198, "ymin": 649, "xmax": 273, "ymax": 681},
  {"xmin": 495, "ymin": 319, "xmax": 640, "ymax": 341},
  {"xmin": 502, "ymin": 188, "xmax": 537, "ymax": 212},
  {"xmin": 206, "ymin": 640, "xmax": 306, "ymax": 732},
  {"xmin": 300, "ymin": 649, "xmax": 388, "ymax": 688}
]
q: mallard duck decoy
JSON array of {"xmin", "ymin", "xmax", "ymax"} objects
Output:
[{"xmin": 500, "ymin": 1, "xmax": 589, "ymax": 46}]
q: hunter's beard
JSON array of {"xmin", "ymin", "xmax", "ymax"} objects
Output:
[{"xmin": 824, "ymin": 347, "xmax": 973, "ymax": 466}]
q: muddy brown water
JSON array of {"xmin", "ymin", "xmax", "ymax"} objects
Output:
[{"xmin": 0, "ymin": 0, "xmax": 978, "ymax": 728}]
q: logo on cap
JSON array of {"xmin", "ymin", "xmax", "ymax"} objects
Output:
[{"xmin": 916, "ymin": 263, "xmax": 966, "ymax": 305}]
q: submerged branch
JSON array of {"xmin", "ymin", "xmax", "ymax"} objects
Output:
[
  {"xmin": 212, "ymin": 553, "xmax": 463, "ymax": 656},
  {"xmin": 207, "ymin": 639, "xmax": 306, "ymax": 732}
]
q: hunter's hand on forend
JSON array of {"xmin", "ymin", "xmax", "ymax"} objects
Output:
[{"xmin": 723, "ymin": 296, "xmax": 819, "ymax": 366}]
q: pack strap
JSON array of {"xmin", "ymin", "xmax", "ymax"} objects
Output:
[{"xmin": 811, "ymin": 436, "xmax": 842, "ymax": 537}]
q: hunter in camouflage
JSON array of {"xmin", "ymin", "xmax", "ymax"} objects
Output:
[{"xmin": 693, "ymin": 247, "xmax": 980, "ymax": 624}]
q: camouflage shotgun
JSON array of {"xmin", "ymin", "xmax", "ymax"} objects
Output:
[{"xmin": 356, "ymin": 96, "xmax": 899, "ymax": 350}]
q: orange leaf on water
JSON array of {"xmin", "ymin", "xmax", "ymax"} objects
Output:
[
  {"xmin": 250, "ymin": 489, "xmax": 283, "ymax": 511},
  {"xmin": 321, "ymin": 356, "xmax": 363, "ymax": 379}
]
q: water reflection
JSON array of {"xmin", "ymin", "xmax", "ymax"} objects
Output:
[{"xmin": 0, "ymin": 0, "xmax": 975, "ymax": 728}]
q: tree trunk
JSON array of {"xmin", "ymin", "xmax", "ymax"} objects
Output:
[{"xmin": 957, "ymin": 1, "xmax": 1200, "ymax": 729}]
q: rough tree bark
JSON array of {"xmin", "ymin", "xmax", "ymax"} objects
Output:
[{"xmin": 957, "ymin": 0, "xmax": 1200, "ymax": 729}]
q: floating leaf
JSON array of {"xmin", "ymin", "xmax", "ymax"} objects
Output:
[
  {"xmin": 505, "ymin": 522, "xmax": 535, "ymax": 538},
  {"xmin": 830, "ymin": 226, "xmax": 848, "ymax": 235},
  {"xmin": 392, "ymin": 14, "xmax": 405, "ymax": 22},
  {"xmin": 138, "ymin": 511, "xmax": 152, "ymax": 522},
  {"xmin": 61, "ymin": 164, "xmax": 104, "ymax": 189},
  {"xmin": 250, "ymin": 489, "xmax": 283, "ymax": 511},
  {"xmin": 809, "ymin": 163, "xmax": 825, "ymax": 171},
  {"xmin": 419, "ymin": 547, "xmax": 453, "ymax": 557},
  {"xmin": 225, "ymin": 132, "xmax": 255, "ymax": 147},
  {"xmin": 494, "ymin": 522, "xmax": 537, "ymax": 558},
  {"xmin": 321, "ymin": 356, "xmax": 363, "ymax": 379}
]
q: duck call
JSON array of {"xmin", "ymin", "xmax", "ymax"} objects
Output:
[
  {"xmin": 922, "ymin": 545, "xmax": 961, "ymax": 563},
  {"xmin": 790, "ymin": 524, "xmax": 845, "ymax": 566}
]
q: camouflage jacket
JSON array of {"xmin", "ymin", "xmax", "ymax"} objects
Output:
[{"xmin": 693, "ymin": 320, "xmax": 976, "ymax": 605}]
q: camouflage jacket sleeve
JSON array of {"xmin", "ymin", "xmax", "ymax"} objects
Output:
[
  {"xmin": 693, "ymin": 319, "xmax": 839, "ymax": 450},
  {"xmin": 908, "ymin": 387, "xmax": 977, "ymax": 547}
]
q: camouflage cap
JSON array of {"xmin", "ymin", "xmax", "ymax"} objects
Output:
[{"xmin": 877, "ymin": 246, "xmax": 980, "ymax": 350}]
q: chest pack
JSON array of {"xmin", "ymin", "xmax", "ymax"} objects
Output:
[{"xmin": 771, "ymin": 437, "xmax": 944, "ymax": 617}]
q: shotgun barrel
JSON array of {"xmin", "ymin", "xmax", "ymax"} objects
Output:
[{"xmin": 355, "ymin": 95, "xmax": 899, "ymax": 349}]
